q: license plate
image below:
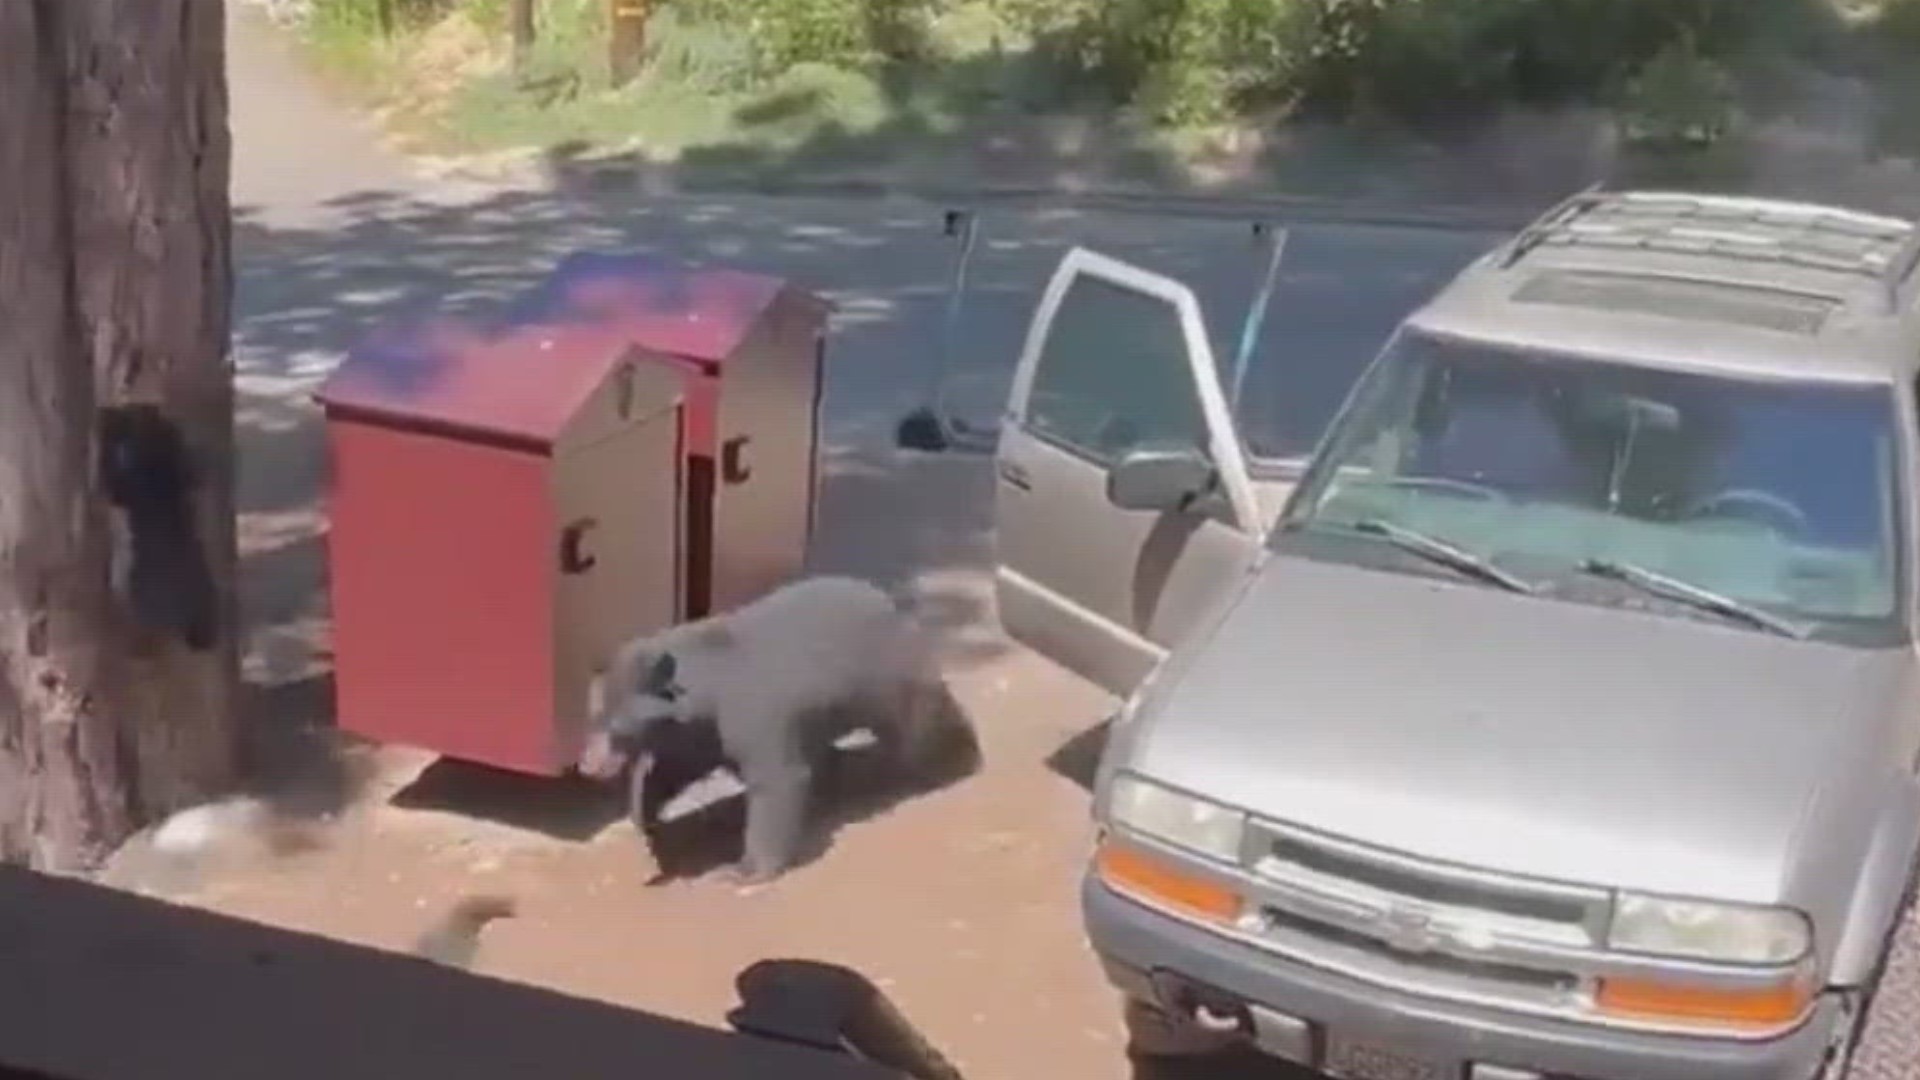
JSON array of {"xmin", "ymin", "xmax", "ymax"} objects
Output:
[{"xmin": 1322, "ymin": 1034, "xmax": 1445, "ymax": 1080}]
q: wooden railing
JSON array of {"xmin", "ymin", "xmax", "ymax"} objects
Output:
[{"xmin": 0, "ymin": 865, "xmax": 898, "ymax": 1080}]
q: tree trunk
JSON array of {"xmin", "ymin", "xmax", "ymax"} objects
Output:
[
  {"xmin": 0, "ymin": 0, "xmax": 126, "ymax": 874},
  {"xmin": 511, "ymin": 0, "xmax": 537, "ymax": 72},
  {"xmin": 607, "ymin": 0, "xmax": 647, "ymax": 87},
  {"xmin": 0, "ymin": 0, "xmax": 238, "ymax": 873}
]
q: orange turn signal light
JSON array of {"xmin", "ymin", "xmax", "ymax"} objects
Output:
[
  {"xmin": 1096, "ymin": 839, "xmax": 1243, "ymax": 924},
  {"xmin": 1594, "ymin": 974, "xmax": 1811, "ymax": 1031}
]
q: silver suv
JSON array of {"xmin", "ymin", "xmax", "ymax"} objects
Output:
[{"xmin": 981, "ymin": 191, "xmax": 1920, "ymax": 1078}]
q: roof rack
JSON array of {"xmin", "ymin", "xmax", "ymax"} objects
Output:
[
  {"xmin": 1500, "ymin": 189, "xmax": 1920, "ymax": 311},
  {"xmin": 1497, "ymin": 182, "xmax": 1608, "ymax": 270},
  {"xmin": 1884, "ymin": 226, "xmax": 1920, "ymax": 314}
]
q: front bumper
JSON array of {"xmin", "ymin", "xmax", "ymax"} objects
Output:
[{"xmin": 1083, "ymin": 876, "xmax": 1837, "ymax": 1080}]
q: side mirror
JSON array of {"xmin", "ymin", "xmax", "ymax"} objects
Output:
[{"xmin": 1106, "ymin": 444, "xmax": 1216, "ymax": 513}]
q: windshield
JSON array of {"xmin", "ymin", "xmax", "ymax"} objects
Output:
[{"xmin": 1276, "ymin": 330, "xmax": 1906, "ymax": 642}]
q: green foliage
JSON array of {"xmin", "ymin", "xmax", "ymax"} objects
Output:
[
  {"xmin": 1878, "ymin": 0, "xmax": 1920, "ymax": 48},
  {"xmin": 1290, "ymin": 0, "xmax": 1813, "ymax": 123},
  {"xmin": 923, "ymin": 0, "xmax": 1023, "ymax": 60},
  {"xmin": 530, "ymin": 0, "xmax": 610, "ymax": 76},
  {"xmin": 736, "ymin": 62, "xmax": 894, "ymax": 141},
  {"xmin": 313, "ymin": 0, "xmax": 1864, "ymax": 155},
  {"xmin": 644, "ymin": 4, "xmax": 762, "ymax": 94},
  {"xmin": 308, "ymin": 0, "xmax": 454, "ymax": 36},
  {"xmin": 1017, "ymin": 0, "xmax": 1314, "ymax": 124},
  {"xmin": 1135, "ymin": 0, "xmax": 1313, "ymax": 124},
  {"xmin": 1617, "ymin": 37, "xmax": 1740, "ymax": 149},
  {"xmin": 461, "ymin": 0, "xmax": 510, "ymax": 32},
  {"xmin": 665, "ymin": 0, "xmax": 939, "ymax": 74},
  {"xmin": 302, "ymin": 0, "xmax": 452, "ymax": 87},
  {"xmin": 1299, "ymin": 0, "xmax": 1520, "ymax": 120},
  {"xmin": 974, "ymin": 0, "xmax": 1828, "ymax": 128},
  {"xmin": 749, "ymin": 0, "xmax": 876, "ymax": 70}
]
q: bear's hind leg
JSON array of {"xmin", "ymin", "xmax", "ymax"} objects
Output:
[{"xmin": 728, "ymin": 761, "xmax": 814, "ymax": 886}]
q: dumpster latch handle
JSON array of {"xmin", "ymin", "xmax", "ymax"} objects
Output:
[
  {"xmin": 559, "ymin": 517, "xmax": 598, "ymax": 574},
  {"xmin": 615, "ymin": 362, "xmax": 637, "ymax": 420},
  {"xmin": 721, "ymin": 436, "xmax": 752, "ymax": 485}
]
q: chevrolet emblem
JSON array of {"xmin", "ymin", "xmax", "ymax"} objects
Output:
[{"xmin": 1378, "ymin": 903, "xmax": 1442, "ymax": 955}]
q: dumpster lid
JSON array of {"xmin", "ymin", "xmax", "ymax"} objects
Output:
[
  {"xmin": 503, "ymin": 251, "xmax": 820, "ymax": 366},
  {"xmin": 317, "ymin": 252, "xmax": 822, "ymax": 448},
  {"xmin": 315, "ymin": 317, "xmax": 667, "ymax": 450}
]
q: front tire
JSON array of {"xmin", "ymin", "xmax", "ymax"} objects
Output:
[{"xmin": 1824, "ymin": 869, "xmax": 1920, "ymax": 1078}]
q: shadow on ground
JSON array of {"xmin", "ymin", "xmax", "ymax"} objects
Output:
[
  {"xmin": 390, "ymin": 760, "xmax": 627, "ymax": 841},
  {"xmin": 1045, "ymin": 716, "xmax": 1110, "ymax": 793},
  {"xmin": 237, "ymin": 671, "xmax": 382, "ymax": 820},
  {"xmin": 1131, "ymin": 1050, "xmax": 1316, "ymax": 1079},
  {"xmin": 636, "ymin": 676, "xmax": 984, "ymax": 884}
]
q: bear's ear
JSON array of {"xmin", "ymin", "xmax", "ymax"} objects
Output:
[{"xmin": 640, "ymin": 652, "xmax": 680, "ymax": 696}]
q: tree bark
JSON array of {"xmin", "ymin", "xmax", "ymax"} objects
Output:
[
  {"xmin": 511, "ymin": 0, "xmax": 537, "ymax": 72},
  {"xmin": 608, "ymin": 0, "xmax": 647, "ymax": 87},
  {"xmin": 0, "ymin": 0, "xmax": 237, "ymax": 872}
]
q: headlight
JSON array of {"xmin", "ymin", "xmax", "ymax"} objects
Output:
[
  {"xmin": 1608, "ymin": 893, "xmax": 1811, "ymax": 965},
  {"xmin": 1106, "ymin": 773, "xmax": 1247, "ymax": 863}
]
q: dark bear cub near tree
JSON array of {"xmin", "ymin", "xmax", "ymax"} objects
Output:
[{"xmin": 98, "ymin": 403, "xmax": 217, "ymax": 651}]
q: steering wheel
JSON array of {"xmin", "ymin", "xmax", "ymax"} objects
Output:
[
  {"xmin": 1683, "ymin": 488, "xmax": 1809, "ymax": 535},
  {"xmin": 1375, "ymin": 476, "xmax": 1510, "ymax": 504},
  {"xmin": 1028, "ymin": 391, "xmax": 1141, "ymax": 454}
]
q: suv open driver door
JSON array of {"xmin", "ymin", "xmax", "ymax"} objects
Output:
[{"xmin": 995, "ymin": 248, "xmax": 1268, "ymax": 699}]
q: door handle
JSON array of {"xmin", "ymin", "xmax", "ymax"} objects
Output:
[
  {"xmin": 722, "ymin": 436, "xmax": 752, "ymax": 485},
  {"xmin": 560, "ymin": 518, "xmax": 598, "ymax": 574},
  {"xmin": 998, "ymin": 460, "xmax": 1032, "ymax": 491}
]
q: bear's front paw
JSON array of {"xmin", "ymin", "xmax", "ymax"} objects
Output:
[{"xmin": 717, "ymin": 862, "xmax": 780, "ymax": 894}]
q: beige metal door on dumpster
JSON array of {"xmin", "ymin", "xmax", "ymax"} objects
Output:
[{"xmin": 550, "ymin": 360, "xmax": 685, "ymax": 768}]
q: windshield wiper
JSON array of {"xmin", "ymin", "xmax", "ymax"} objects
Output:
[
  {"xmin": 1579, "ymin": 558, "xmax": 1811, "ymax": 640},
  {"xmin": 1350, "ymin": 518, "xmax": 1540, "ymax": 595}
]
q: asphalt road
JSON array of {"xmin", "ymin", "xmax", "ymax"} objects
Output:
[{"xmin": 224, "ymin": 9, "xmax": 1506, "ymax": 466}]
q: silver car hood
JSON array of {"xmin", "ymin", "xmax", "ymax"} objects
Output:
[{"xmin": 1128, "ymin": 554, "xmax": 1902, "ymax": 904}]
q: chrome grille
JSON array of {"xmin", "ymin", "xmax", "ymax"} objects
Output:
[
  {"xmin": 1260, "ymin": 906, "xmax": 1579, "ymax": 995},
  {"xmin": 1242, "ymin": 819, "xmax": 1611, "ymax": 1004},
  {"xmin": 1205, "ymin": 818, "xmax": 1808, "ymax": 1037},
  {"xmin": 1266, "ymin": 835, "xmax": 1593, "ymax": 928}
]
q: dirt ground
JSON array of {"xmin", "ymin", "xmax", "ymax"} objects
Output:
[
  {"xmin": 203, "ymin": 657, "xmax": 1121, "ymax": 1080},
  {"xmin": 96, "ymin": 440, "xmax": 1305, "ymax": 1080}
]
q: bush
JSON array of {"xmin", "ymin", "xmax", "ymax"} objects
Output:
[
  {"xmin": 737, "ymin": 61, "xmax": 894, "ymax": 139},
  {"xmin": 644, "ymin": 4, "xmax": 762, "ymax": 94},
  {"xmin": 1297, "ymin": 0, "xmax": 1515, "ymax": 120},
  {"xmin": 308, "ymin": 0, "xmax": 455, "ymax": 37},
  {"xmin": 1617, "ymin": 37, "xmax": 1740, "ymax": 149},
  {"xmin": 1292, "ymin": 0, "xmax": 1803, "ymax": 123},
  {"xmin": 1879, "ymin": 0, "xmax": 1920, "ymax": 49},
  {"xmin": 1015, "ymin": 0, "xmax": 1313, "ymax": 124},
  {"xmin": 668, "ymin": 0, "xmax": 939, "ymax": 74},
  {"xmin": 1147, "ymin": 0, "xmax": 1320, "ymax": 123},
  {"xmin": 315, "ymin": 0, "xmax": 1849, "ymax": 146},
  {"xmin": 302, "ymin": 0, "xmax": 459, "ymax": 87},
  {"xmin": 984, "ymin": 0, "xmax": 1817, "ymax": 128}
]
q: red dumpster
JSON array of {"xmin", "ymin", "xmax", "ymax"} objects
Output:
[
  {"xmin": 512, "ymin": 252, "xmax": 832, "ymax": 618},
  {"xmin": 316, "ymin": 254, "xmax": 831, "ymax": 776}
]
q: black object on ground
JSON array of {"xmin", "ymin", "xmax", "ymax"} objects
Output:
[{"xmin": 729, "ymin": 959, "xmax": 967, "ymax": 1080}]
